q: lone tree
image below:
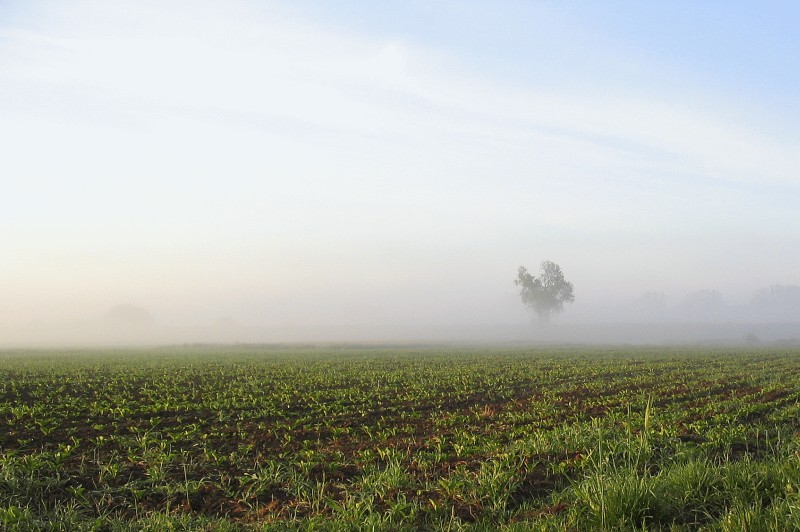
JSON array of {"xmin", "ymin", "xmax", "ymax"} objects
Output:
[{"xmin": 515, "ymin": 261, "xmax": 575, "ymax": 323}]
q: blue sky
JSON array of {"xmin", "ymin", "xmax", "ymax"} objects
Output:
[
  {"xmin": 0, "ymin": 0, "xmax": 798, "ymax": 339},
  {"xmin": 293, "ymin": 1, "xmax": 799, "ymax": 110}
]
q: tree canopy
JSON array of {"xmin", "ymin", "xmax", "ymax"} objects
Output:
[{"xmin": 515, "ymin": 261, "xmax": 575, "ymax": 323}]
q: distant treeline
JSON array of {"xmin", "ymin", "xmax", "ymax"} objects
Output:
[{"xmin": 627, "ymin": 285, "xmax": 800, "ymax": 323}]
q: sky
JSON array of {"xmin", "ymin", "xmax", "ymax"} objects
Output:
[{"xmin": 1, "ymin": 0, "xmax": 798, "ymax": 342}]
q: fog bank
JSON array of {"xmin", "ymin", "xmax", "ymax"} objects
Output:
[{"xmin": 2, "ymin": 1, "xmax": 798, "ymax": 346}]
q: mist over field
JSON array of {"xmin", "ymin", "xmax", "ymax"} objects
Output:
[{"xmin": 2, "ymin": 1, "xmax": 798, "ymax": 346}]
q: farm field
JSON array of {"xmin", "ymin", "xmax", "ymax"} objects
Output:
[{"xmin": 2, "ymin": 346, "xmax": 800, "ymax": 530}]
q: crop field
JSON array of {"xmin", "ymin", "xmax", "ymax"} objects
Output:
[{"xmin": 3, "ymin": 346, "xmax": 800, "ymax": 530}]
